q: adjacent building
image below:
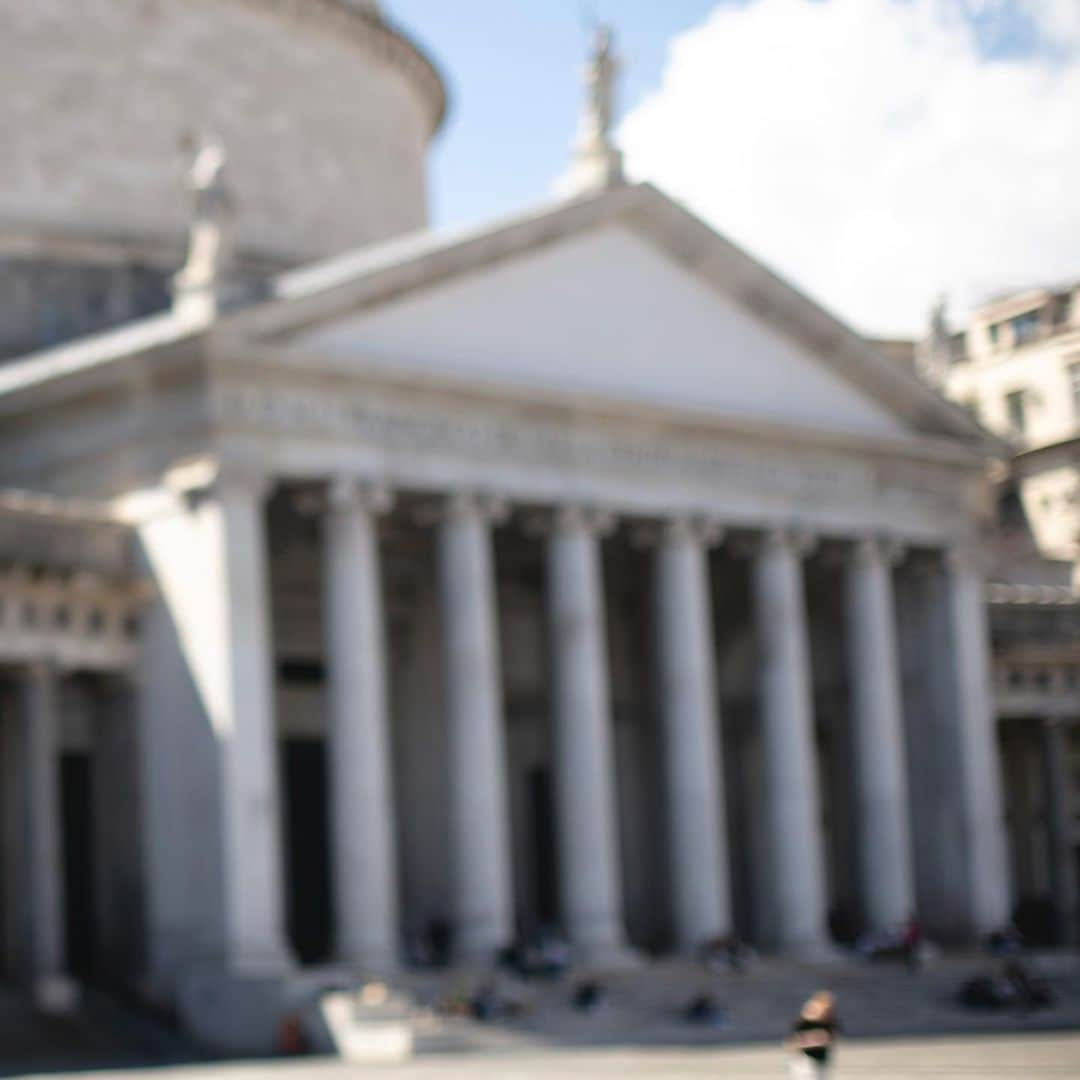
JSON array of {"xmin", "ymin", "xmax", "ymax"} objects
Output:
[{"xmin": 912, "ymin": 285, "xmax": 1080, "ymax": 952}]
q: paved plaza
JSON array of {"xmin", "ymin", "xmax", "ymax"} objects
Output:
[{"xmin": 21, "ymin": 1034, "xmax": 1080, "ymax": 1079}]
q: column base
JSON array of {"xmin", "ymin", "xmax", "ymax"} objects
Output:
[
  {"xmin": 229, "ymin": 943, "xmax": 296, "ymax": 979},
  {"xmin": 776, "ymin": 939, "xmax": 847, "ymax": 966},
  {"xmin": 34, "ymin": 974, "xmax": 80, "ymax": 1015},
  {"xmin": 336, "ymin": 950, "xmax": 400, "ymax": 980},
  {"xmin": 572, "ymin": 940, "xmax": 643, "ymax": 973},
  {"xmin": 178, "ymin": 969, "xmax": 293, "ymax": 1057}
]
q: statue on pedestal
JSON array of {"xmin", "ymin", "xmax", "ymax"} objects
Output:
[
  {"xmin": 918, "ymin": 294, "xmax": 954, "ymax": 387},
  {"xmin": 173, "ymin": 138, "xmax": 234, "ymax": 307},
  {"xmin": 565, "ymin": 23, "xmax": 625, "ymax": 195},
  {"xmin": 582, "ymin": 24, "xmax": 620, "ymax": 146}
]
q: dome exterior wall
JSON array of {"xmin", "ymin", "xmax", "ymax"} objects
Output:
[{"xmin": 0, "ymin": 0, "xmax": 445, "ymax": 264}]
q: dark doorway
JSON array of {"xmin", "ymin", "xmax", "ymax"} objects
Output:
[
  {"xmin": 60, "ymin": 752, "xmax": 97, "ymax": 980},
  {"xmin": 528, "ymin": 767, "xmax": 559, "ymax": 927},
  {"xmin": 281, "ymin": 738, "xmax": 333, "ymax": 965}
]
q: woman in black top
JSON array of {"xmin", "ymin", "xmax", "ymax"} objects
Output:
[{"xmin": 787, "ymin": 990, "xmax": 839, "ymax": 1078}]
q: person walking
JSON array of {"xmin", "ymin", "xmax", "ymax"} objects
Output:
[{"xmin": 786, "ymin": 990, "xmax": 839, "ymax": 1078}]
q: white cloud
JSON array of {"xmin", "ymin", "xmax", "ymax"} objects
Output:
[{"xmin": 620, "ymin": 0, "xmax": 1080, "ymax": 336}]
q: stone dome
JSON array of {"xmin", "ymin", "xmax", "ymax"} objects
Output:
[{"xmin": 0, "ymin": 0, "xmax": 446, "ymax": 265}]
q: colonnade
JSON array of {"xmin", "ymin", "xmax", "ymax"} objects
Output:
[
  {"xmin": 5, "ymin": 664, "xmax": 133, "ymax": 1013},
  {"xmin": 183, "ymin": 474, "xmax": 1012, "ymax": 973}
]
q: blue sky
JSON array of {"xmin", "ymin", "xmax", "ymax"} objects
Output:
[
  {"xmin": 391, "ymin": 0, "xmax": 1060, "ymax": 227},
  {"xmin": 390, "ymin": 1, "xmax": 1079, "ymax": 334},
  {"xmin": 391, "ymin": 1, "xmax": 722, "ymax": 225}
]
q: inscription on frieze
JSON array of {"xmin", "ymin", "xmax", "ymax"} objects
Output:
[{"xmin": 214, "ymin": 383, "xmax": 960, "ymax": 512}]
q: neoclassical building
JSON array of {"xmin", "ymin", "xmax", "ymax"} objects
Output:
[{"xmin": 0, "ymin": 0, "xmax": 1018, "ymax": 1053}]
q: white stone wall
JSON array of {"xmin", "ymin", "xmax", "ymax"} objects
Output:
[{"xmin": 0, "ymin": 0, "xmax": 439, "ymax": 262}]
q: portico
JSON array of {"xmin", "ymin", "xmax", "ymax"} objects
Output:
[{"xmin": 148, "ymin": 440, "xmax": 1009, "ymax": 972}]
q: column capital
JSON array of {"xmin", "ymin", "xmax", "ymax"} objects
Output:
[
  {"xmin": 943, "ymin": 540, "xmax": 989, "ymax": 575},
  {"xmin": 326, "ymin": 477, "xmax": 395, "ymax": 516},
  {"xmin": 25, "ymin": 657, "xmax": 60, "ymax": 683},
  {"xmin": 1042, "ymin": 715, "xmax": 1073, "ymax": 733},
  {"xmin": 444, "ymin": 490, "xmax": 509, "ymax": 525},
  {"xmin": 631, "ymin": 515, "xmax": 724, "ymax": 549},
  {"xmin": 165, "ymin": 456, "xmax": 273, "ymax": 505},
  {"xmin": 414, "ymin": 490, "xmax": 508, "ymax": 526},
  {"xmin": 851, "ymin": 535, "xmax": 907, "ymax": 569},
  {"xmin": 736, "ymin": 525, "xmax": 817, "ymax": 559},
  {"xmin": 528, "ymin": 504, "xmax": 616, "ymax": 538}
]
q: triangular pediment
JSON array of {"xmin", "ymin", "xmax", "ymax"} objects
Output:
[
  {"xmin": 279, "ymin": 220, "xmax": 913, "ymax": 440},
  {"xmin": 227, "ymin": 184, "xmax": 988, "ymax": 449}
]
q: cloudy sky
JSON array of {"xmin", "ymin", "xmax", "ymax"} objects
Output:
[{"xmin": 393, "ymin": 0, "xmax": 1079, "ymax": 337}]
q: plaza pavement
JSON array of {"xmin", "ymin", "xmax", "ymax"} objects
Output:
[{"xmin": 18, "ymin": 1033, "xmax": 1080, "ymax": 1079}]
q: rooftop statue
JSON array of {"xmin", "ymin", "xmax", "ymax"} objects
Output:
[
  {"xmin": 917, "ymin": 294, "xmax": 953, "ymax": 386},
  {"xmin": 928, "ymin": 295, "xmax": 950, "ymax": 351},
  {"xmin": 173, "ymin": 138, "xmax": 234, "ymax": 300},
  {"xmin": 583, "ymin": 24, "xmax": 620, "ymax": 146},
  {"xmin": 566, "ymin": 22, "xmax": 625, "ymax": 194}
]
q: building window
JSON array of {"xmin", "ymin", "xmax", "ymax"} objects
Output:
[
  {"xmin": 1011, "ymin": 309, "xmax": 1040, "ymax": 346},
  {"xmin": 1069, "ymin": 362, "xmax": 1080, "ymax": 418},
  {"xmin": 1005, "ymin": 390, "xmax": 1027, "ymax": 434},
  {"xmin": 989, "ymin": 322, "xmax": 1002, "ymax": 348}
]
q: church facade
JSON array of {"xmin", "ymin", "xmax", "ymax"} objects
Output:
[{"xmin": 0, "ymin": 0, "xmax": 1021, "ymax": 1052}]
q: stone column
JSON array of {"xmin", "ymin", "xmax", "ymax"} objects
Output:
[
  {"xmin": 654, "ymin": 518, "xmax": 731, "ymax": 949},
  {"xmin": 1041, "ymin": 718, "xmax": 1078, "ymax": 946},
  {"xmin": 437, "ymin": 492, "xmax": 514, "ymax": 963},
  {"xmin": 201, "ymin": 471, "xmax": 292, "ymax": 973},
  {"xmin": 752, "ymin": 529, "xmax": 830, "ymax": 954},
  {"xmin": 846, "ymin": 538, "xmax": 916, "ymax": 932},
  {"xmin": 945, "ymin": 547, "xmax": 1011, "ymax": 935},
  {"xmin": 23, "ymin": 661, "xmax": 77, "ymax": 1013},
  {"xmin": 323, "ymin": 479, "xmax": 399, "ymax": 971},
  {"xmin": 546, "ymin": 506, "xmax": 629, "ymax": 963}
]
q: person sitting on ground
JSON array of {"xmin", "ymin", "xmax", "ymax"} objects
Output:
[
  {"xmin": 469, "ymin": 982, "xmax": 500, "ymax": 1022},
  {"xmin": 902, "ymin": 913, "xmax": 923, "ymax": 972},
  {"xmin": 985, "ymin": 922, "xmax": 1024, "ymax": 957},
  {"xmin": 959, "ymin": 972, "xmax": 1014, "ymax": 1010},
  {"xmin": 572, "ymin": 978, "xmax": 606, "ymax": 1012},
  {"xmin": 786, "ymin": 990, "xmax": 840, "ymax": 1079},
  {"xmin": 684, "ymin": 991, "xmax": 726, "ymax": 1027},
  {"xmin": 1003, "ymin": 959, "xmax": 1054, "ymax": 1010}
]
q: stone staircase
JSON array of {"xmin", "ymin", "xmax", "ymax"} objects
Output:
[
  {"xmin": 3, "ymin": 954, "xmax": 1077, "ymax": 1069},
  {"xmin": 0, "ymin": 985, "xmax": 203, "ymax": 1076},
  {"xmin": 372, "ymin": 952, "xmax": 1080, "ymax": 1056}
]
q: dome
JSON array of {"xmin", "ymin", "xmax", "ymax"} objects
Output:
[{"xmin": 0, "ymin": 0, "xmax": 446, "ymax": 265}]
